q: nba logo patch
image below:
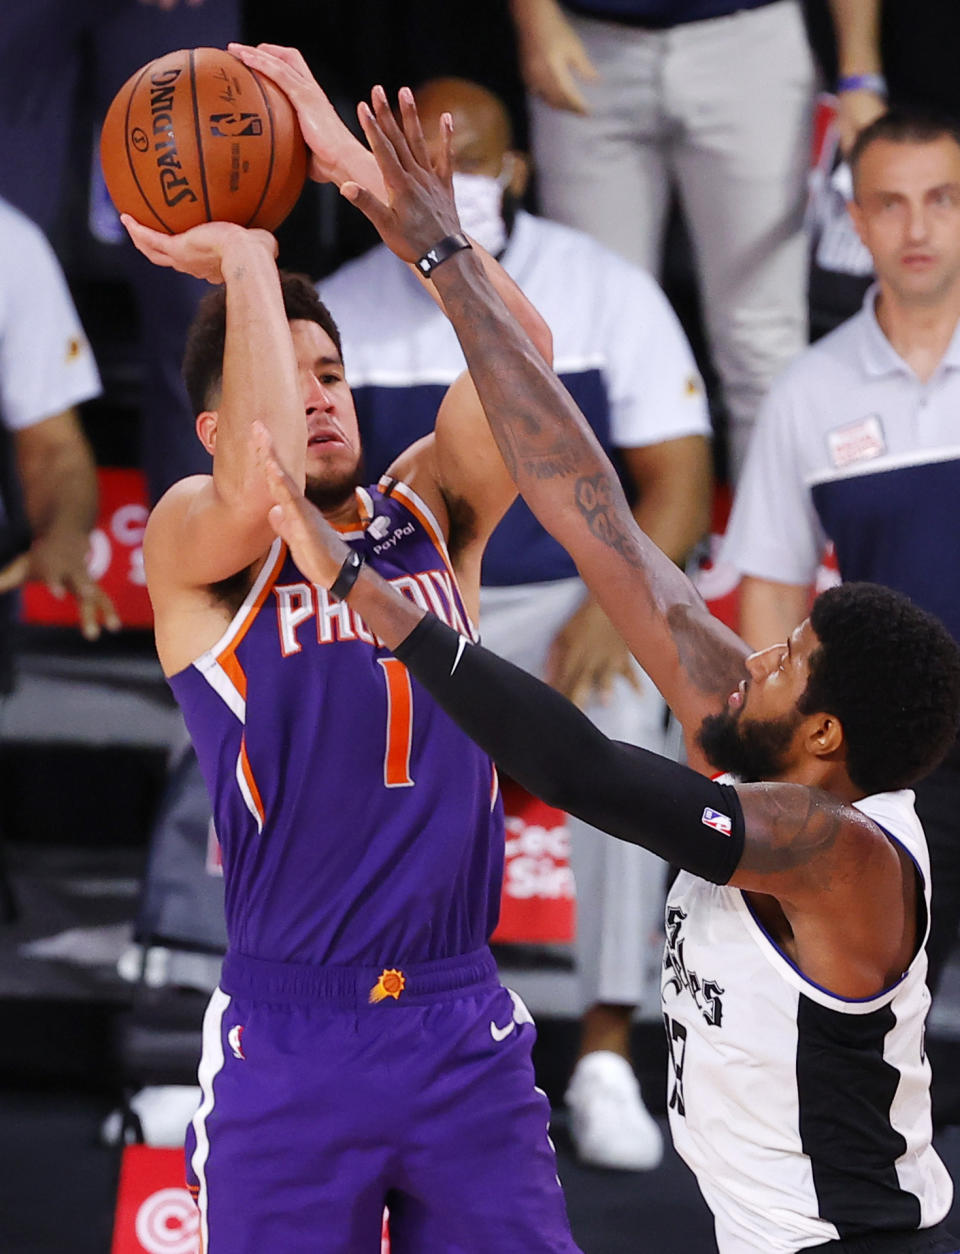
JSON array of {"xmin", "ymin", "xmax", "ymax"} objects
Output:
[
  {"xmin": 701, "ymin": 807, "xmax": 732, "ymax": 836},
  {"xmin": 228, "ymin": 1025, "xmax": 246, "ymax": 1060},
  {"xmin": 209, "ymin": 112, "xmax": 264, "ymax": 137}
]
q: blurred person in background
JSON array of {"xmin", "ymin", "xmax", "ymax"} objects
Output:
[
  {"xmin": 509, "ymin": 0, "xmax": 888, "ymax": 481},
  {"xmin": 0, "ymin": 0, "xmax": 240, "ymax": 504},
  {"xmin": 508, "ymin": 0, "xmax": 817, "ymax": 481},
  {"xmin": 723, "ymin": 112, "xmax": 960, "ymax": 1026},
  {"xmin": 808, "ymin": 0, "xmax": 960, "ymax": 152},
  {"xmin": 0, "ymin": 195, "xmax": 119, "ymax": 921},
  {"xmin": 0, "ymin": 196, "xmax": 118, "ymax": 676}
]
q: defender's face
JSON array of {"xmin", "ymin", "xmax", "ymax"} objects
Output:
[
  {"xmin": 850, "ymin": 137, "xmax": 960, "ymax": 305},
  {"xmin": 730, "ymin": 619, "xmax": 819, "ymax": 730},
  {"xmin": 697, "ymin": 620, "xmax": 821, "ymax": 782},
  {"xmin": 291, "ymin": 319, "xmax": 361, "ymax": 486}
]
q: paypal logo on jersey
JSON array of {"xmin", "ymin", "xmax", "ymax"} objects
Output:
[
  {"xmin": 371, "ymin": 520, "xmax": 415, "ymax": 555},
  {"xmin": 367, "ymin": 514, "xmax": 392, "ymax": 541}
]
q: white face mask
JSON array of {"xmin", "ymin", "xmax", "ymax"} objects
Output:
[{"xmin": 452, "ymin": 158, "xmax": 514, "ymax": 256}]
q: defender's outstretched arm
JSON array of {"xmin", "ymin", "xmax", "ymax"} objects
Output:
[
  {"xmin": 343, "ymin": 98, "xmax": 748, "ymax": 762},
  {"xmin": 225, "ymin": 47, "xmax": 552, "ymax": 361},
  {"xmin": 256, "ymin": 431, "xmax": 905, "ymax": 1002}
]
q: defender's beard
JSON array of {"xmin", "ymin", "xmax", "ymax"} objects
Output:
[{"xmin": 696, "ymin": 706, "xmax": 801, "ymax": 783}]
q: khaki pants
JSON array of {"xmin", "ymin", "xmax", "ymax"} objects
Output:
[{"xmin": 530, "ymin": 0, "xmax": 816, "ymax": 480}]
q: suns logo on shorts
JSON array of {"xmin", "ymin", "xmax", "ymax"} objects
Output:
[{"xmin": 369, "ymin": 968, "xmax": 406, "ymax": 1003}]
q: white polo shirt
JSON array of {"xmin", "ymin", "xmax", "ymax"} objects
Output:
[
  {"xmin": 722, "ymin": 287, "xmax": 960, "ymax": 642},
  {"xmin": 321, "ymin": 209, "xmax": 709, "ymax": 585},
  {"xmin": 0, "ymin": 197, "xmax": 101, "ymax": 432}
]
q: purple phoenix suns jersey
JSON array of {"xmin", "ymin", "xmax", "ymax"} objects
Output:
[{"xmin": 168, "ymin": 477, "xmax": 504, "ymax": 967}]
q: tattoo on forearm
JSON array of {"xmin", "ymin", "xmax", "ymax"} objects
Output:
[
  {"xmin": 667, "ymin": 603, "xmax": 748, "ymax": 698},
  {"xmin": 487, "ymin": 396, "xmax": 581, "ymax": 482},
  {"xmin": 524, "ymin": 448, "xmax": 581, "ymax": 479},
  {"xmin": 575, "ymin": 474, "xmax": 639, "ymax": 562},
  {"xmin": 442, "ymin": 269, "xmax": 752, "ymax": 702}
]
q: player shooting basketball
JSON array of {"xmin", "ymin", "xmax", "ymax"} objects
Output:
[
  {"xmin": 122, "ymin": 57, "xmax": 582, "ymax": 1254},
  {"xmin": 255, "ymin": 83, "xmax": 960, "ymax": 1254}
]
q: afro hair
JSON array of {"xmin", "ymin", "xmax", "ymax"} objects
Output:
[{"xmin": 799, "ymin": 583, "xmax": 960, "ymax": 794}]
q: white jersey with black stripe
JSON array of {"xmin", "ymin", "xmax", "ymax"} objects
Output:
[{"xmin": 661, "ymin": 785, "xmax": 953, "ymax": 1253}]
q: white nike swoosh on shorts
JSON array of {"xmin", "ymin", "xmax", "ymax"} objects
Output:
[{"xmin": 490, "ymin": 1018, "xmax": 517, "ymax": 1042}]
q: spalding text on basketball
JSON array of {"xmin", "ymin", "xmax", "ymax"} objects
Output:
[{"xmin": 149, "ymin": 67, "xmax": 198, "ymax": 209}]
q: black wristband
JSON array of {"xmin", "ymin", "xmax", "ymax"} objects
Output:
[
  {"xmin": 329, "ymin": 549, "xmax": 364, "ymax": 601},
  {"xmin": 416, "ymin": 232, "xmax": 472, "ymax": 277}
]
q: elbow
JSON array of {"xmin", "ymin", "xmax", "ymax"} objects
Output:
[
  {"xmin": 211, "ymin": 471, "xmax": 274, "ymax": 529},
  {"xmin": 500, "ymin": 748, "xmax": 579, "ymax": 816}
]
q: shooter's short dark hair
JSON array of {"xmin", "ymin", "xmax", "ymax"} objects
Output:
[{"xmin": 183, "ymin": 271, "xmax": 343, "ymax": 415}]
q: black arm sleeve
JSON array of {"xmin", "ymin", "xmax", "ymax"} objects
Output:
[{"xmin": 394, "ymin": 614, "xmax": 745, "ymax": 885}]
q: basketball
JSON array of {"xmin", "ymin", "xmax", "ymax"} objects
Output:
[{"xmin": 99, "ymin": 47, "xmax": 308, "ymax": 235}]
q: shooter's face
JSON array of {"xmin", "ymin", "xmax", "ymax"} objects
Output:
[{"xmin": 291, "ymin": 320, "xmax": 362, "ymax": 512}]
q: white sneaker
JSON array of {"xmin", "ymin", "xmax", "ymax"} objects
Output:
[
  {"xmin": 101, "ymin": 1085, "xmax": 202, "ymax": 1147},
  {"xmin": 565, "ymin": 1050, "xmax": 663, "ymax": 1171}
]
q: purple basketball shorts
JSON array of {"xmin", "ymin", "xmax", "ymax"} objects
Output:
[{"xmin": 184, "ymin": 946, "xmax": 581, "ymax": 1253}]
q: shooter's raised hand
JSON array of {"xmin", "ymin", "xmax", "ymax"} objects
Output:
[
  {"xmin": 341, "ymin": 86, "xmax": 462, "ymax": 265},
  {"xmin": 120, "ymin": 216, "xmax": 277, "ymax": 284},
  {"xmin": 227, "ymin": 43, "xmax": 365, "ymax": 187}
]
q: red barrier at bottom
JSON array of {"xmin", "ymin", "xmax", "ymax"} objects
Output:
[
  {"xmin": 111, "ymin": 1147, "xmax": 199, "ymax": 1254},
  {"xmin": 111, "ymin": 1145, "xmax": 391, "ymax": 1252}
]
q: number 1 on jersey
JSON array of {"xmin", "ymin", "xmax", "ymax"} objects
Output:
[{"xmin": 378, "ymin": 658, "xmax": 414, "ymax": 788}]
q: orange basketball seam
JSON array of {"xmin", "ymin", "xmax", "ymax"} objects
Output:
[
  {"xmin": 245, "ymin": 70, "xmax": 277, "ymax": 230},
  {"xmin": 188, "ymin": 50, "xmax": 213, "ymax": 223},
  {"xmin": 123, "ymin": 62, "xmax": 174, "ymax": 233}
]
